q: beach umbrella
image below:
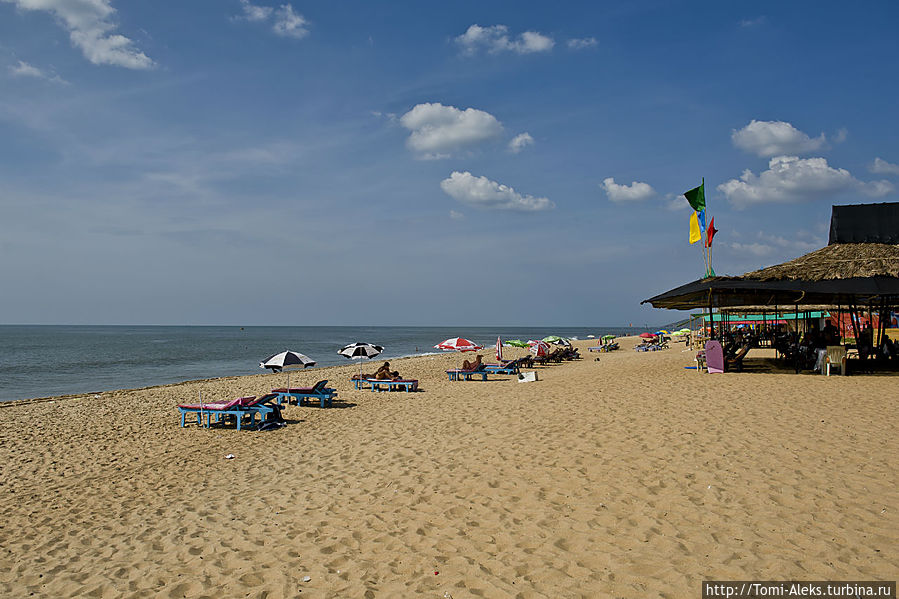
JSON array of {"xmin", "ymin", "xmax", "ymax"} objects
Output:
[
  {"xmin": 639, "ymin": 332, "xmax": 657, "ymax": 339},
  {"xmin": 602, "ymin": 334, "xmax": 616, "ymax": 342},
  {"xmin": 338, "ymin": 342, "xmax": 384, "ymax": 378},
  {"xmin": 505, "ymin": 339, "xmax": 529, "ymax": 348},
  {"xmin": 543, "ymin": 335, "xmax": 571, "ymax": 346},
  {"xmin": 434, "ymin": 337, "xmax": 483, "ymax": 352},
  {"xmin": 527, "ymin": 339, "xmax": 550, "ymax": 357},
  {"xmin": 260, "ymin": 350, "xmax": 316, "ymax": 390},
  {"xmin": 495, "ymin": 336, "xmax": 503, "ymax": 361}
]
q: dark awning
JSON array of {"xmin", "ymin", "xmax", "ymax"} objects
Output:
[{"xmin": 642, "ymin": 276, "xmax": 899, "ymax": 310}]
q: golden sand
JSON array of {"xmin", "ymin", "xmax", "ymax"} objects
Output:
[{"xmin": 0, "ymin": 338, "xmax": 896, "ymax": 598}]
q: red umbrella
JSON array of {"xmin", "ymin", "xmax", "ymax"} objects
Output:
[
  {"xmin": 495, "ymin": 336, "xmax": 503, "ymax": 361},
  {"xmin": 527, "ymin": 339, "xmax": 550, "ymax": 357},
  {"xmin": 434, "ymin": 337, "xmax": 483, "ymax": 352},
  {"xmin": 639, "ymin": 333, "xmax": 658, "ymax": 339}
]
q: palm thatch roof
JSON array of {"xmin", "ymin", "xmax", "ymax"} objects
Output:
[{"xmin": 743, "ymin": 243, "xmax": 899, "ymax": 281}]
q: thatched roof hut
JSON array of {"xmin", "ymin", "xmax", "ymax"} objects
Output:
[
  {"xmin": 643, "ymin": 203, "xmax": 899, "ymax": 310},
  {"xmin": 743, "ymin": 243, "xmax": 899, "ymax": 282}
]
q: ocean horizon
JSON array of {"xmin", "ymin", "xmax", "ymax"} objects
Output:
[{"xmin": 0, "ymin": 324, "xmax": 652, "ymax": 402}]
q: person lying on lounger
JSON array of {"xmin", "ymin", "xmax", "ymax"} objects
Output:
[
  {"xmin": 374, "ymin": 361, "xmax": 401, "ymax": 380},
  {"xmin": 461, "ymin": 354, "xmax": 484, "ymax": 371}
]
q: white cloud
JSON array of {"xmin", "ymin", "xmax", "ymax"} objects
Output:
[
  {"xmin": 449, "ymin": 210, "xmax": 464, "ymax": 220},
  {"xmin": 664, "ymin": 193, "xmax": 691, "ymax": 211},
  {"xmin": 567, "ymin": 37, "xmax": 597, "ymax": 49},
  {"xmin": 455, "ymin": 24, "xmax": 554, "ymax": 56},
  {"xmin": 399, "ymin": 103, "xmax": 503, "ymax": 159},
  {"xmin": 731, "ymin": 120, "xmax": 826, "ymax": 157},
  {"xmin": 272, "ymin": 4, "xmax": 308, "ymax": 39},
  {"xmin": 9, "ymin": 60, "xmax": 43, "ymax": 78},
  {"xmin": 8, "ymin": 60, "xmax": 69, "ymax": 84},
  {"xmin": 731, "ymin": 242, "xmax": 775, "ymax": 257},
  {"xmin": 717, "ymin": 155, "xmax": 894, "ymax": 209},
  {"xmin": 8, "ymin": 60, "xmax": 68, "ymax": 83},
  {"xmin": 235, "ymin": 1, "xmax": 308, "ymax": 39},
  {"xmin": 870, "ymin": 157, "xmax": 899, "ymax": 176},
  {"xmin": 237, "ymin": 0, "xmax": 272, "ymax": 22},
  {"xmin": 730, "ymin": 231, "xmax": 821, "ymax": 258},
  {"xmin": 440, "ymin": 171, "xmax": 554, "ymax": 212},
  {"xmin": 864, "ymin": 180, "xmax": 895, "ymax": 196},
  {"xmin": 3, "ymin": 0, "xmax": 154, "ymax": 69},
  {"xmin": 508, "ymin": 132, "xmax": 534, "ymax": 153},
  {"xmin": 601, "ymin": 177, "xmax": 655, "ymax": 203}
]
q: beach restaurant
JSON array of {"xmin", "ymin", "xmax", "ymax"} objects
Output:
[{"xmin": 643, "ymin": 202, "xmax": 899, "ymax": 372}]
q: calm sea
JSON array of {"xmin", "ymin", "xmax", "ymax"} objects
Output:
[{"xmin": 0, "ymin": 325, "xmax": 642, "ymax": 402}]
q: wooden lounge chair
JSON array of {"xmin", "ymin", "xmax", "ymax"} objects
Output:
[
  {"xmin": 366, "ymin": 378, "xmax": 419, "ymax": 392},
  {"xmin": 726, "ymin": 344, "xmax": 751, "ymax": 372},
  {"xmin": 271, "ymin": 380, "xmax": 337, "ymax": 408}
]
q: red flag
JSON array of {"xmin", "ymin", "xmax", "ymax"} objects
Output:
[{"xmin": 705, "ymin": 217, "xmax": 718, "ymax": 247}]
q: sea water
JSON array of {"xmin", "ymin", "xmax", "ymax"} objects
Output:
[{"xmin": 0, "ymin": 325, "xmax": 641, "ymax": 402}]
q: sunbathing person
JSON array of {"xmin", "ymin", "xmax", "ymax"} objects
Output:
[
  {"xmin": 461, "ymin": 354, "xmax": 484, "ymax": 371},
  {"xmin": 374, "ymin": 361, "xmax": 401, "ymax": 380}
]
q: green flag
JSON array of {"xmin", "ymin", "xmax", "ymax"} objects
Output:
[{"xmin": 684, "ymin": 178, "xmax": 705, "ymax": 212}]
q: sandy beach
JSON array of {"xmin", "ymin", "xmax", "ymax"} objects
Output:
[{"xmin": 1, "ymin": 337, "xmax": 896, "ymax": 598}]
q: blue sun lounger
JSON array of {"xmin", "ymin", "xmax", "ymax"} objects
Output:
[
  {"xmin": 483, "ymin": 358, "xmax": 523, "ymax": 375},
  {"xmin": 177, "ymin": 394, "xmax": 282, "ymax": 431},
  {"xmin": 446, "ymin": 368, "xmax": 488, "ymax": 381},
  {"xmin": 367, "ymin": 378, "xmax": 419, "ymax": 392},
  {"xmin": 271, "ymin": 380, "xmax": 337, "ymax": 408}
]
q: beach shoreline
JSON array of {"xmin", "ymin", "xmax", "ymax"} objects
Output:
[{"xmin": 1, "ymin": 336, "xmax": 895, "ymax": 598}]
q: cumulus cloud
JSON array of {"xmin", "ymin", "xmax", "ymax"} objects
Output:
[
  {"xmin": 601, "ymin": 177, "xmax": 655, "ymax": 203},
  {"xmin": 440, "ymin": 171, "xmax": 554, "ymax": 212},
  {"xmin": 2, "ymin": 0, "xmax": 154, "ymax": 69},
  {"xmin": 731, "ymin": 120, "xmax": 826, "ymax": 157},
  {"xmin": 399, "ymin": 103, "xmax": 503, "ymax": 159},
  {"xmin": 870, "ymin": 157, "xmax": 899, "ymax": 176},
  {"xmin": 449, "ymin": 210, "xmax": 465, "ymax": 220},
  {"xmin": 455, "ymin": 24, "xmax": 554, "ymax": 56},
  {"xmin": 567, "ymin": 37, "xmax": 597, "ymax": 49},
  {"xmin": 236, "ymin": 1, "xmax": 308, "ymax": 39},
  {"xmin": 717, "ymin": 155, "xmax": 894, "ymax": 209},
  {"xmin": 508, "ymin": 132, "xmax": 534, "ymax": 154}
]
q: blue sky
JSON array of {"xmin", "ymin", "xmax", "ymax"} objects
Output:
[{"xmin": 1, "ymin": 0, "xmax": 897, "ymax": 326}]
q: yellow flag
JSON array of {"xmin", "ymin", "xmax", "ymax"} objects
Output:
[{"xmin": 689, "ymin": 211, "xmax": 702, "ymax": 244}]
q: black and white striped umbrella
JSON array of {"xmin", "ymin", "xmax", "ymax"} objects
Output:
[
  {"xmin": 338, "ymin": 342, "xmax": 384, "ymax": 360},
  {"xmin": 260, "ymin": 350, "xmax": 316, "ymax": 390},
  {"xmin": 260, "ymin": 350, "xmax": 316, "ymax": 371},
  {"xmin": 338, "ymin": 342, "xmax": 384, "ymax": 378}
]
